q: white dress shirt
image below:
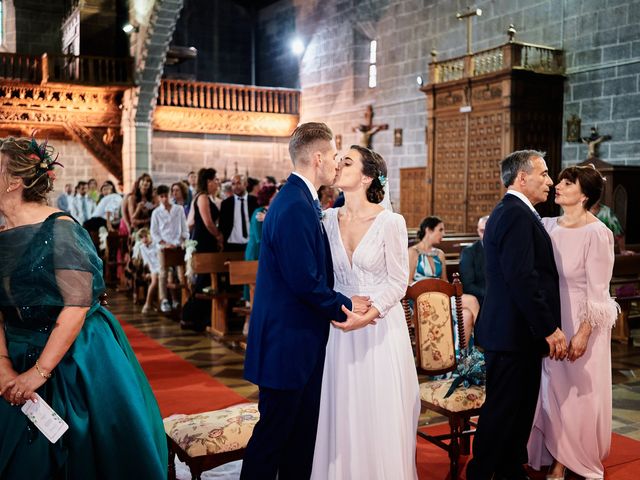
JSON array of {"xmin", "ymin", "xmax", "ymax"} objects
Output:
[
  {"xmin": 70, "ymin": 194, "xmax": 96, "ymax": 224},
  {"xmin": 506, "ymin": 190, "xmax": 537, "ymax": 213},
  {"xmin": 228, "ymin": 193, "xmax": 251, "ymax": 245},
  {"xmin": 150, "ymin": 203, "xmax": 189, "ymax": 247},
  {"xmin": 91, "ymin": 193, "xmax": 123, "ymax": 221}
]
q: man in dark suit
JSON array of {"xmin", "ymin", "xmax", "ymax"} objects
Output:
[
  {"xmin": 219, "ymin": 174, "xmax": 258, "ymax": 251},
  {"xmin": 241, "ymin": 122, "xmax": 370, "ymax": 480},
  {"xmin": 466, "ymin": 150, "xmax": 567, "ymax": 480},
  {"xmin": 459, "ymin": 215, "xmax": 489, "ymax": 305}
]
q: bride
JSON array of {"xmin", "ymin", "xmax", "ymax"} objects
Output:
[{"xmin": 311, "ymin": 146, "xmax": 420, "ymax": 479}]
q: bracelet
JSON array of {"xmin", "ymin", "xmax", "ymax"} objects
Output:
[{"xmin": 35, "ymin": 360, "xmax": 52, "ymax": 379}]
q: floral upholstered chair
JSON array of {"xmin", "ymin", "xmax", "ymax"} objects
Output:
[
  {"xmin": 404, "ymin": 274, "xmax": 485, "ymax": 480},
  {"xmin": 164, "ymin": 402, "xmax": 259, "ymax": 480}
]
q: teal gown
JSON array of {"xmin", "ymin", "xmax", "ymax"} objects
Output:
[{"xmin": 0, "ymin": 212, "xmax": 167, "ymax": 479}]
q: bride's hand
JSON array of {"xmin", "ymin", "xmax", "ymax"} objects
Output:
[
  {"xmin": 350, "ymin": 295, "xmax": 371, "ymax": 314},
  {"xmin": 332, "ymin": 305, "xmax": 377, "ymax": 332}
]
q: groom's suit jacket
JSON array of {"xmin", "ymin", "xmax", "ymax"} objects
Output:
[
  {"xmin": 474, "ymin": 193, "xmax": 561, "ymax": 353},
  {"xmin": 244, "ymin": 174, "xmax": 352, "ymax": 390}
]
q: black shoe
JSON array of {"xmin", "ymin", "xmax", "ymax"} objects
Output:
[{"xmin": 493, "ymin": 467, "xmax": 531, "ymax": 480}]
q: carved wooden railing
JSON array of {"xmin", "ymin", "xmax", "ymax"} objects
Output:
[
  {"xmin": 430, "ymin": 41, "xmax": 564, "ymax": 84},
  {"xmin": 158, "ymin": 79, "xmax": 300, "ymax": 115},
  {"xmin": 0, "ymin": 52, "xmax": 133, "ymax": 86}
]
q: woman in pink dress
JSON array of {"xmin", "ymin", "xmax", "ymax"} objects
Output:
[{"xmin": 528, "ymin": 165, "xmax": 619, "ymax": 480}]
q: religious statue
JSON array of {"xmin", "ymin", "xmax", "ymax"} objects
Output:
[
  {"xmin": 353, "ymin": 105, "xmax": 388, "ymax": 149},
  {"xmin": 581, "ymin": 126, "xmax": 611, "ymax": 159}
]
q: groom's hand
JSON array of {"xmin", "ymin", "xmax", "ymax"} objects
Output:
[
  {"xmin": 350, "ymin": 295, "xmax": 371, "ymax": 314},
  {"xmin": 332, "ymin": 305, "xmax": 377, "ymax": 332},
  {"xmin": 545, "ymin": 327, "xmax": 568, "ymax": 360}
]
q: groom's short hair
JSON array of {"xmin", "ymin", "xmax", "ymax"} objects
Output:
[{"xmin": 289, "ymin": 122, "xmax": 333, "ymax": 166}]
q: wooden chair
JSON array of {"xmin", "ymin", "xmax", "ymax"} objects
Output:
[
  {"xmin": 191, "ymin": 251, "xmax": 245, "ymax": 337},
  {"xmin": 611, "ymin": 254, "xmax": 640, "ymax": 344},
  {"xmin": 404, "ymin": 274, "xmax": 485, "ymax": 480}
]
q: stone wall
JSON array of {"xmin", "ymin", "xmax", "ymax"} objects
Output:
[
  {"xmin": 287, "ymin": 0, "xmax": 640, "ymax": 207},
  {"xmin": 13, "ymin": 0, "xmax": 65, "ymax": 54},
  {"xmin": 151, "ymin": 131, "xmax": 293, "ymax": 186}
]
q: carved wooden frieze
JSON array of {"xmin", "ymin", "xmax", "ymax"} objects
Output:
[{"xmin": 153, "ymin": 106, "xmax": 299, "ymax": 137}]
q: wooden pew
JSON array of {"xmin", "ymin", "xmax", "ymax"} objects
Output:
[
  {"xmin": 191, "ymin": 251, "xmax": 245, "ymax": 337},
  {"xmin": 228, "ymin": 260, "xmax": 259, "ymax": 345},
  {"xmin": 611, "ymin": 254, "xmax": 640, "ymax": 344},
  {"xmin": 104, "ymin": 231, "xmax": 128, "ymax": 287}
]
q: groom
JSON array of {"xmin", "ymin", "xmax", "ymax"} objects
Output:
[
  {"xmin": 241, "ymin": 122, "xmax": 371, "ymax": 479},
  {"xmin": 467, "ymin": 150, "xmax": 567, "ymax": 480}
]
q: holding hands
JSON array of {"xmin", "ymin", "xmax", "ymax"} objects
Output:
[
  {"xmin": 332, "ymin": 296, "xmax": 379, "ymax": 332},
  {"xmin": 545, "ymin": 327, "xmax": 568, "ymax": 360}
]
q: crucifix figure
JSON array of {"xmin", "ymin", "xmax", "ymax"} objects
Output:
[
  {"xmin": 582, "ymin": 126, "xmax": 611, "ymax": 159},
  {"xmin": 353, "ymin": 105, "xmax": 388, "ymax": 149},
  {"xmin": 456, "ymin": 7, "xmax": 482, "ymax": 55}
]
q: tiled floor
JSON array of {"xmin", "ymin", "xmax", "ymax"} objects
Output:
[{"xmin": 109, "ymin": 290, "xmax": 640, "ymax": 438}]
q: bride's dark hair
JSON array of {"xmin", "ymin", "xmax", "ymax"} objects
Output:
[{"xmin": 350, "ymin": 145, "xmax": 387, "ymax": 204}]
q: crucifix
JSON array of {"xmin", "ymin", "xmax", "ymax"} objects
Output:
[
  {"xmin": 456, "ymin": 7, "xmax": 482, "ymax": 55},
  {"xmin": 353, "ymin": 105, "xmax": 388, "ymax": 149}
]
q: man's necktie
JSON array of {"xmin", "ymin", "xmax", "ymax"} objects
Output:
[
  {"xmin": 240, "ymin": 197, "xmax": 248, "ymax": 238},
  {"xmin": 313, "ymin": 199, "xmax": 323, "ymax": 221},
  {"xmin": 533, "ymin": 209, "xmax": 543, "ymax": 224}
]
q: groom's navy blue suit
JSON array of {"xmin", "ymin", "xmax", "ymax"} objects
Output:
[
  {"xmin": 467, "ymin": 193, "xmax": 561, "ymax": 480},
  {"xmin": 242, "ymin": 174, "xmax": 352, "ymax": 479}
]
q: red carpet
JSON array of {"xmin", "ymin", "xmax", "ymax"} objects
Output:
[
  {"xmin": 416, "ymin": 423, "xmax": 640, "ymax": 479},
  {"xmin": 120, "ymin": 320, "xmax": 640, "ymax": 479},
  {"xmin": 120, "ymin": 320, "xmax": 246, "ymax": 417}
]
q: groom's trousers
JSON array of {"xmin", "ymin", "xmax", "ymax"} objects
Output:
[
  {"xmin": 240, "ymin": 352, "xmax": 325, "ymax": 480},
  {"xmin": 466, "ymin": 351, "xmax": 542, "ymax": 480}
]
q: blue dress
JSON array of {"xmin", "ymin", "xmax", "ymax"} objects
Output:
[{"xmin": 0, "ymin": 212, "xmax": 167, "ymax": 479}]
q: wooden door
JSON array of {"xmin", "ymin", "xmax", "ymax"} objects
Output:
[{"xmin": 399, "ymin": 167, "xmax": 428, "ymax": 228}]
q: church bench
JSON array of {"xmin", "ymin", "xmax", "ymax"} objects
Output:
[
  {"xmin": 227, "ymin": 260, "xmax": 259, "ymax": 345},
  {"xmin": 191, "ymin": 251, "xmax": 245, "ymax": 337},
  {"xmin": 611, "ymin": 254, "xmax": 640, "ymax": 344},
  {"xmin": 164, "ymin": 402, "xmax": 259, "ymax": 480}
]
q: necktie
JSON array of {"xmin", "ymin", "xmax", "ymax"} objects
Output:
[
  {"xmin": 82, "ymin": 197, "xmax": 88, "ymax": 220},
  {"xmin": 313, "ymin": 199, "xmax": 323, "ymax": 221},
  {"xmin": 240, "ymin": 197, "xmax": 248, "ymax": 238}
]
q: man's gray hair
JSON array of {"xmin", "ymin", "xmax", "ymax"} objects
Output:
[{"xmin": 500, "ymin": 149, "xmax": 546, "ymax": 188}]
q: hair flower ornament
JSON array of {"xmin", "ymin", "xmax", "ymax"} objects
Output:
[
  {"xmin": 378, "ymin": 174, "xmax": 387, "ymax": 187},
  {"xmin": 29, "ymin": 135, "xmax": 64, "ymax": 178}
]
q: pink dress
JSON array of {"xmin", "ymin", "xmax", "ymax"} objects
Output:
[{"xmin": 528, "ymin": 218, "xmax": 619, "ymax": 478}]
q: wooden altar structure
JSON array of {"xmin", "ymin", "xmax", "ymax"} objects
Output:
[{"xmin": 414, "ymin": 38, "xmax": 565, "ymax": 232}]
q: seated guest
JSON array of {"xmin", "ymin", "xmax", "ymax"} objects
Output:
[
  {"xmin": 459, "ymin": 215, "xmax": 489, "ymax": 305},
  {"xmin": 84, "ymin": 181, "xmax": 122, "ymax": 232},
  {"xmin": 150, "ymin": 184, "xmax": 189, "ymax": 313},
  {"xmin": 408, "ymin": 216, "xmax": 480, "ymax": 349},
  {"xmin": 132, "ymin": 228, "xmax": 160, "ymax": 315}
]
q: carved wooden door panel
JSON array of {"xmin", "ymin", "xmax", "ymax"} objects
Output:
[
  {"xmin": 466, "ymin": 110, "xmax": 503, "ymax": 228},
  {"xmin": 432, "ymin": 115, "xmax": 467, "ymax": 233},
  {"xmin": 400, "ymin": 167, "xmax": 427, "ymax": 228}
]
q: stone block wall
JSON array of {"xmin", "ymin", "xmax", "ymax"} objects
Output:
[
  {"xmin": 276, "ymin": 0, "xmax": 640, "ymax": 207},
  {"xmin": 13, "ymin": 0, "xmax": 65, "ymax": 54},
  {"xmin": 151, "ymin": 131, "xmax": 293, "ymax": 186}
]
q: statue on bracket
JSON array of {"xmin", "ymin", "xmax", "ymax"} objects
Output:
[
  {"xmin": 582, "ymin": 126, "xmax": 611, "ymax": 159},
  {"xmin": 353, "ymin": 105, "xmax": 388, "ymax": 148}
]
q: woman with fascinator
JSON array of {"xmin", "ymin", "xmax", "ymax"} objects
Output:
[
  {"xmin": 0, "ymin": 137, "xmax": 166, "ymax": 478},
  {"xmin": 311, "ymin": 146, "xmax": 420, "ymax": 479}
]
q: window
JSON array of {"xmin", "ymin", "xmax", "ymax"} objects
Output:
[{"xmin": 368, "ymin": 40, "xmax": 377, "ymax": 88}]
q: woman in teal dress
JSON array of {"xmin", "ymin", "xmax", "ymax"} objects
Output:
[{"xmin": 0, "ymin": 136, "xmax": 167, "ymax": 479}]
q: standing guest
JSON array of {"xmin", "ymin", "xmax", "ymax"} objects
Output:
[
  {"xmin": 241, "ymin": 123, "xmax": 368, "ymax": 480},
  {"xmin": 317, "ymin": 185, "xmax": 339, "ymax": 210},
  {"xmin": 220, "ymin": 174, "xmax": 258, "ymax": 252},
  {"xmin": 84, "ymin": 181, "xmax": 122, "ymax": 232},
  {"xmin": 69, "ymin": 180, "xmax": 96, "ymax": 225},
  {"xmin": 242, "ymin": 185, "xmax": 277, "ymax": 333},
  {"xmin": 467, "ymin": 150, "xmax": 567, "ymax": 480},
  {"xmin": 56, "ymin": 183, "xmax": 74, "ymax": 212},
  {"xmin": 191, "ymin": 168, "xmax": 223, "ymax": 254},
  {"xmin": 125, "ymin": 173, "xmax": 155, "ymax": 232},
  {"xmin": 259, "ymin": 175, "xmax": 277, "ymax": 189},
  {"xmin": 0, "ymin": 136, "xmax": 166, "ymax": 478},
  {"xmin": 247, "ymin": 177, "xmax": 260, "ymax": 197},
  {"xmin": 221, "ymin": 181, "xmax": 233, "ymax": 202},
  {"xmin": 528, "ymin": 165, "xmax": 618, "ymax": 480},
  {"xmin": 133, "ymin": 227, "xmax": 161, "ymax": 315},
  {"xmin": 171, "ymin": 181, "xmax": 190, "ymax": 217},
  {"xmin": 459, "ymin": 215, "xmax": 489, "ymax": 306},
  {"xmin": 86, "ymin": 178, "xmax": 99, "ymax": 204},
  {"xmin": 150, "ymin": 184, "xmax": 189, "ymax": 313},
  {"xmin": 186, "ymin": 170, "xmax": 197, "ymax": 204}
]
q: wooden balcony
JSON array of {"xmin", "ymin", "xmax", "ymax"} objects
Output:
[
  {"xmin": 429, "ymin": 41, "xmax": 564, "ymax": 85},
  {"xmin": 0, "ymin": 52, "xmax": 134, "ymax": 86},
  {"xmin": 153, "ymin": 79, "xmax": 300, "ymax": 137}
]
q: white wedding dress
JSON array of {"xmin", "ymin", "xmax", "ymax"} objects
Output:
[{"xmin": 311, "ymin": 208, "xmax": 420, "ymax": 480}]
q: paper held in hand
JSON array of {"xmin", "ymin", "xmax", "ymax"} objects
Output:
[{"xmin": 21, "ymin": 393, "xmax": 69, "ymax": 443}]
